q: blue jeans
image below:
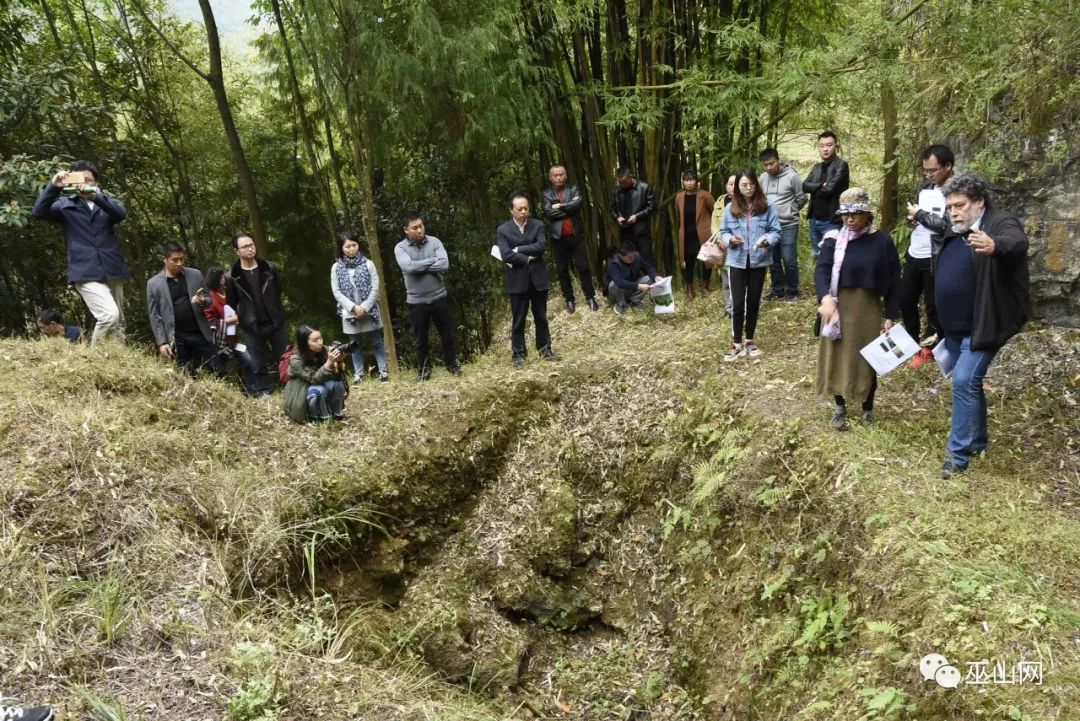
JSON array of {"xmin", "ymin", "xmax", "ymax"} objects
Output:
[
  {"xmin": 770, "ymin": 223, "xmax": 800, "ymax": 296},
  {"xmin": 944, "ymin": 336, "xmax": 998, "ymax": 468},
  {"xmin": 348, "ymin": 329, "xmax": 388, "ymax": 378},
  {"xmin": 234, "ymin": 347, "xmax": 259, "ymax": 395},
  {"xmin": 306, "ymin": 379, "xmax": 346, "ymax": 420},
  {"xmin": 809, "ymin": 218, "xmax": 840, "ymax": 258},
  {"xmin": 213, "ymin": 345, "xmax": 258, "ymax": 395}
]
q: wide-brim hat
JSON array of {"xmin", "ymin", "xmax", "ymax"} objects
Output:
[{"xmin": 837, "ymin": 187, "xmax": 872, "ymax": 215}]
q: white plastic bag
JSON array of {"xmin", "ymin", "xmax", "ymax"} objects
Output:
[{"xmin": 650, "ymin": 276, "xmax": 675, "ymax": 315}]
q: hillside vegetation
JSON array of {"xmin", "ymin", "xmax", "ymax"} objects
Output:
[{"xmin": 1, "ymin": 296, "xmax": 1077, "ymax": 721}]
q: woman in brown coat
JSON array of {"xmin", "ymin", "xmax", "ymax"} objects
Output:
[{"xmin": 674, "ymin": 169, "xmax": 716, "ymax": 300}]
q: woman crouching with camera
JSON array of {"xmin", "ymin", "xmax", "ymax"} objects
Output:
[{"xmin": 283, "ymin": 324, "xmax": 347, "ymax": 423}]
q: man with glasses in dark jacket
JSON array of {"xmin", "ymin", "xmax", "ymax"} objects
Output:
[
  {"xmin": 903, "ymin": 144, "xmax": 954, "ymax": 368},
  {"xmin": 227, "ymin": 232, "xmax": 288, "ymax": 395},
  {"xmin": 935, "ymin": 174, "xmax": 1029, "ymax": 479}
]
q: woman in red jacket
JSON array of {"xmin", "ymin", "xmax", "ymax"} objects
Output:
[{"xmin": 205, "ymin": 266, "xmax": 258, "ymax": 394}]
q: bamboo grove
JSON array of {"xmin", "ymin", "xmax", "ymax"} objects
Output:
[{"xmin": 1, "ymin": 0, "xmax": 1075, "ymax": 362}]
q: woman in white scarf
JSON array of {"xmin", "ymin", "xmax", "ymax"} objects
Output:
[{"xmin": 815, "ymin": 188, "xmax": 902, "ymax": 429}]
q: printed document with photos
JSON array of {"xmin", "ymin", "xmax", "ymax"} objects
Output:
[
  {"xmin": 859, "ymin": 324, "xmax": 920, "ymax": 376},
  {"xmin": 918, "ymin": 187, "xmax": 946, "ymax": 217}
]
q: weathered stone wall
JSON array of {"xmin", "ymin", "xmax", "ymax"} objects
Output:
[{"xmin": 998, "ymin": 155, "xmax": 1080, "ymax": 328}]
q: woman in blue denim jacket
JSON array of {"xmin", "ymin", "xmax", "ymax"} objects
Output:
[{"xmin": 721, "ymin": 169, "xmax": 781, "ymax": 360}]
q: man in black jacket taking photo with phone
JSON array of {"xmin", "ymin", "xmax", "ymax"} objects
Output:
[{"xmin": 32, "ymin": 160, "xmax": 129, "ymax": 345}]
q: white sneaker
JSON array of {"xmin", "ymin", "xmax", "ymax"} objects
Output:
[
  {"xmin": 745, "ymin": 341, "xmax": 762, "ymax": 358},
  {"xmin": 0, "ymin": 704, "xmax": 54, "ymax": 721},
  {"xmin": 723, "ymin": 344, "xmax": 746, "ymax": 362}
]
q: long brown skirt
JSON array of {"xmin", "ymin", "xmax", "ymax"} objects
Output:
[{"xmin": 817, "ymin": 287, "xmax": 881, "ymax": 402}]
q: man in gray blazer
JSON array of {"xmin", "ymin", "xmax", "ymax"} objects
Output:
[
  {"xmin": 496, "ymin": 192, "xmax": 556, "ymax": 367},
  {"xmin": 146, "ymin": 242, "xmax": 217, "ymax": 374}
]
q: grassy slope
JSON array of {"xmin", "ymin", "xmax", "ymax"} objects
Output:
[{"xmin": 0, "ymin": 291, "xmax": 1076, "ymax": 721}]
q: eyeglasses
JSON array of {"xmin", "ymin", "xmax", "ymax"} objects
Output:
[{"xmin": 922, "ymin": 166, "xmax": 943, "ymax": 176}]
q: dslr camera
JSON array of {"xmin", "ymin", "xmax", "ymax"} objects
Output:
[{"xmin": 331, "ymin": 339, "xmax": 359, "ymax": 354}]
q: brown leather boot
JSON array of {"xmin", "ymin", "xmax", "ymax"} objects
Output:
[
  {"xmin": 684, "ymin": 284, "xmax": 695, "ymax": 301},
  {"xmin": 700, "ymin": 281, "xmax": 710, "ymax": 296}
]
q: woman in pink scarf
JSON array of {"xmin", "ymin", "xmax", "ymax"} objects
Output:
[{"xmin": 815, "ymin": 188, "xmax": 902, "ymax": 429}]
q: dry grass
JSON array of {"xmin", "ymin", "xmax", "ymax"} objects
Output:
[{"xmin": 0, "ymin": 293, "xmax": 1077, "ymax": 720}]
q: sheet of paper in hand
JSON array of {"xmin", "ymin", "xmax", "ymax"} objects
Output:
[
  {"xmin": 931, "ymin": 338, "xmax": 956, "ymax": 379},
  {"xmin": 490, "ymin": 244, "xmax": 511, "ymax": 267},
  {"xmin": 224, "ymin": 303, "xmax": 238, "ymax": 336},
  {"xmin": 650, "ymin": 276, "xmax": 675, "ymax": 315},
  {"xmin": 918, "ymin": 187, "xmax": 946, "ymax": 216},
  {"xmin": 858, "ymin": 324, "xmax": 920, "ymax": 376}
]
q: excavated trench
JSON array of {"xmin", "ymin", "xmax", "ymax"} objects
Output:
[
  {"xmin": 294, "ymin": 366, "xmax": 734, "ymax": 712},
  {"xmin": 232, "ymin": 336, "xmax": 877, "ymax": 719}
]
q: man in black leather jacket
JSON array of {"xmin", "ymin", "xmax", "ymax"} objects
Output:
[
  {"xmin": 935, "ymin": 174, "xmax": 1029, "ymax": 479},
  {"xmin": 541, "ymin": 165, "xmax": 597, "ymax": 313},
  {"xmin": 802, "ymin": 131, "xmax": 850, "ymax": 257},
  {"xmin": 610, "ymin": 166, "xmax": 658, "ymax": 266}
]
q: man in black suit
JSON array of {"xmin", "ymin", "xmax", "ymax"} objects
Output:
[
  {"xmin": 496, "ymin": 192, "xmax": 557, "ymax": 368},
  {"xmin": 610, "ymin": 166, "xmax": 657, "ymax": 266},
  {"xmin": 541, "ymin": 164, "xmax": 597, "ymax": 313}
]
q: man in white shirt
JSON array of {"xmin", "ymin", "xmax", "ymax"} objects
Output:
[{"xmin": 903, "ymin": 144, "xmax": 954, "ymax": 368}]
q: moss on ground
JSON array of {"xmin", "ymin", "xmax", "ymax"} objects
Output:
[{"xmin": 0, "ymin": 296, "xmax": 1077, "ymax": 720}]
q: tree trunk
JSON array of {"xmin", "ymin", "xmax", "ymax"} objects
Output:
[
  {"xmin": 270, "ymin": 0, "xmax": 338, "ymax": 241},
  {"xmin": 196, "ymin": 0, "xmax": 269, "ymax": 255},
  {"xmin": 282, "ymin": 0, "xmax": 351, "ymax": 209},
  {"xmin": 880, "ymin": 79, "xmax": 900, "ymax": 230},
  {"xmin": 344, "ymin": 90, "xmax": 399, "ymax": 376}
]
